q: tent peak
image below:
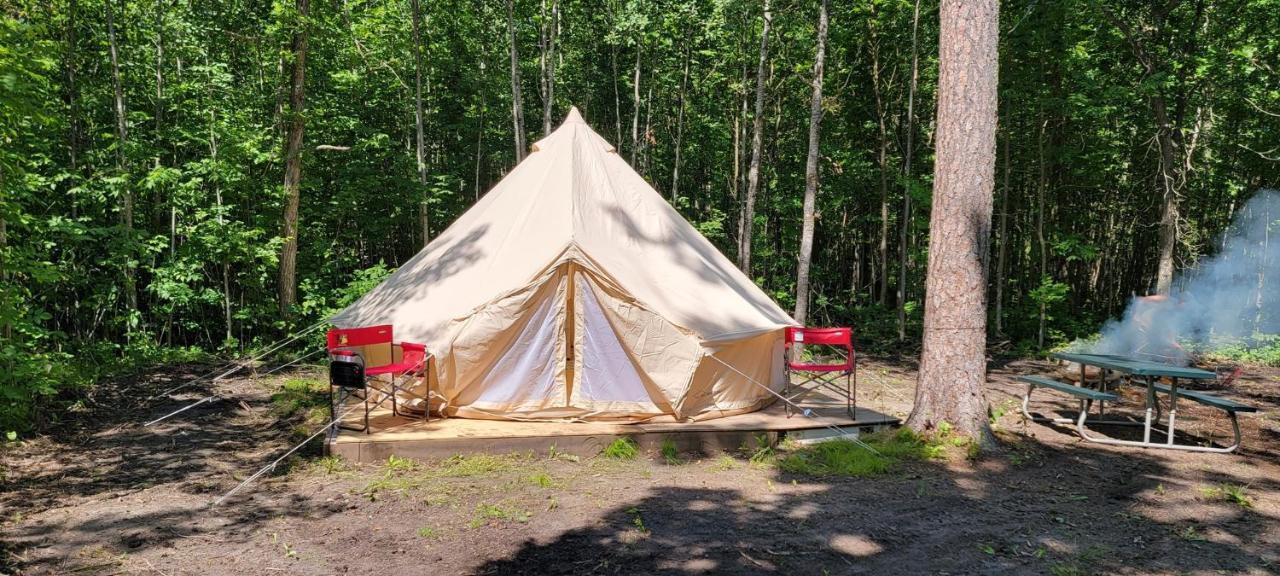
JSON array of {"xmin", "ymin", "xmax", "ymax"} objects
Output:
[{"xmin": 561, "ymin": 106, "xmax": 585, "ymax": 125}]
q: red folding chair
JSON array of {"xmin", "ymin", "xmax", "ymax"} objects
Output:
[
  {"xmin": 326, "ymin": 325, "xmax": 431, "ymax": 431},
  {"xmin": 783, "ymin": 327, "xmax": 856, "ymax": 418}
]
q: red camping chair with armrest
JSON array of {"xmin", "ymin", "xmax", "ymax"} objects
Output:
[
  {"xmin": 326, "ymin": 325, "xmax": 432, "ymax": 430},
  {"xmin": 327, "ymin": 325, "xmax": 392, "ymax": 433},
  {"xmin": 365, "ymin": 341, "xmax": 430, "ymax": 419},
  {"xmin": 783, "ymin": 327, "xmax": 856, "ymax": 418}
]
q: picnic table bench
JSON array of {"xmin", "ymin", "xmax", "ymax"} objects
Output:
[{"xmin": 1018, "ymin": 352, "xmax": 1257, "ymax": 453}]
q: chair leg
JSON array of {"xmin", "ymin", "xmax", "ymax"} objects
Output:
[{"xmin": 845, "ymin": 370, "xmax": 855, "ymax": 419}]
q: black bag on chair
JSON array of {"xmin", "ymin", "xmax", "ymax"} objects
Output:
[{"xmin": 329, "ymin": 353, "xmax": 370, "ymax": 433}]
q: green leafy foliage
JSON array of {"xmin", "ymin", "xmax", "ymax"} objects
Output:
[{"xmin": 2, "ymin": 0, "xmax": 1279, "ymax": 432}]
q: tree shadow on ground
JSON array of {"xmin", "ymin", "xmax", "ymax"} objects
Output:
[
  {"xmin": 473, "ymin": 435, "xmax": 1278, "ymax": 575},
  {"xmin": 0, "ymin": 364, "xmax": 320, "ymax": 513},
  {"xmin": 1, "ymin": 364, "xmax": 338, "ymax": 573}
]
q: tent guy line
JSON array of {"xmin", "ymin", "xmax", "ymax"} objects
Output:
[
  {"xmin": 705, "ymin": 354, "xmax": 880, "ymax": 456},
  {"xmin": 143, "ymin": 347, "xmax": 328, "ymax": 427},
  {"xmin": 143, "ymin": 321, "xmax": 327, "ymax": 404},
  {"xmin": 212, "ymin": 404, "xmax": 363, "ymax": 507}
]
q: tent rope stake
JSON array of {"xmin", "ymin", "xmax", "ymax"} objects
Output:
[{"xmin": 705, "ymin": 354, "xmax": 881, "ymax": 456}]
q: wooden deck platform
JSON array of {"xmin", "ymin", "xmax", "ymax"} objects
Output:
[{"xmin": 327, "ymin": 390, "xmax": 900, "ymax": 463}]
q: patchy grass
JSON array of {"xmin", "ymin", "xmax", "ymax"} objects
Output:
[
  {"xmin": 659, "ymin": 439, "xmax": 683, "ymax": 465},
  {"xmin": 270, "ymin": 378, "xmax": 330, "ymax": 439},
  {"xmin": 385, "ymin": 454, "xmax": 418, "ymax": 473},
  {"xmin": 626, "ymin": 506, "xmax": 650, "ymax": 534},
  {"xmin": 602, "ymin": 437, "xmax": 639, "ymax": 460},
  {"xmin": 527, "ymin": 471, "xmax": 559, "ymax": 488},
  {"xmin": 1048, "ymin": 544, "xmax": 1110, "ymax": 576},
  {"xmin": 1176, "ymin": 525, "xmax": 1206, "ymax": 541},
  {"xmin": 362, "ymin": 453, "xmax": 527, "ymax": 497},
  {"xmin": 436, "ymin": 453, "xmax": 520, "ymax": 477},
  {"xmin": 709, "ymin": 455, "xmax": 738, "ymax": 471},
  {"xmin": 469, "ymin": 502, "xmax": 531, "ymax": 528},
  {"xmin": 1199, "ymin": 483, "xmax": 1253, "ymax": 508},
  {"xmin": 776, "ymin": 428, "xmax": 944, "ymax": 478},
  {"xmin": 270, "ymin": 378, "xmax": 328, "ymax": 418},
  {"xmin": 311, "ymin": 455, "xmax": 348, "ymax": 475},
  {"xmin": 416, "ymin": 525, "xmax": 439, "ymax": 539}
]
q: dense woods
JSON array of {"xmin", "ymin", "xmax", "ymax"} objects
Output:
[{"xmin": 2, "ymin": 0, "xmax": 1278, "ymax": 431}]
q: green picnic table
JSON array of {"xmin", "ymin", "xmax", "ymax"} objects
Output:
[{"xmin": 1015, "ymin": 352, "xmax": 1253, "ymax": 453}]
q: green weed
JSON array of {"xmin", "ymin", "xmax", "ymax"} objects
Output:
[
  {"xmin": 743, "ymin": 433, "xmax": 776, "ymax": 465},
  {"xmin": 470, "ymin": 502, "xmax": 530, "ymax": 528},
  {"xmin": 627, "ymin": 506, "xmax": 649, "ymax": 534},
  {"xmin": 1199, "ymin": 484, "xmax": 1253, "ymax": 508},
  {"xmin": 659, "ymin": 439, "xmax": 683, "ymax": 465},
  {"xmin": 602, "ymin": 437, "xmax": 639, "ymax": 460},
  {"xmin": 709, "ymin": 455, "xmax": 738, "ymax": 471},
  {"xmin": 312, "ymin": 455, "xmax": 347, "ymax": 475},
  {"xmin": 416, "ymin": 526, "xmax": 439, "ymax": 539},
  {"xmin": 528, "ymin": 471, "xmax": 558, "ymax": 488},
  {"xmin": 384, "ymin": 454, "xmax": 418, "ymax": 473},
  {"xmin": 1177, "ymin": 525, "xmax": 1205, "ymax": 541}
]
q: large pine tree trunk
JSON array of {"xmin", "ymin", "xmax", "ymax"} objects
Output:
[
  {"xmin": 411, "ymin": 0, "xmax": 429, "ymax": 246},
  {"xmin": 277, "ymin": 0, "xmax": 309, "ymax": 315},
  {"xmin": 906, "ymin": 0, "xmax": 998, "ymax": 445},
  {"xmin": 507, "ymin": 0, "xmax": 526, "ymax": 162},
  {"xmin": 793, "ymin": 0, "xmax": 827, "ymax": 326},
  {"xmin": 738, "ymin": 0, "xmax": 771, "ymax": 274}
]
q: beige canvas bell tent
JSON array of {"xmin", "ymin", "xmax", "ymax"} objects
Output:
[{"xmin": 331, "ymin": 107, "xmax": 796, "ymax": 422}]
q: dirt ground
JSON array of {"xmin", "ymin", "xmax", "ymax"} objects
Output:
[{"xmin": 2, "ymin": 357, "xmax": 1278, "ymax": 575}]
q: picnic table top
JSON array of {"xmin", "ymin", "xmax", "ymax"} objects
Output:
[{"xmin": 1051, "ymin": 352, "xmax": 1217, "ymax": 380}]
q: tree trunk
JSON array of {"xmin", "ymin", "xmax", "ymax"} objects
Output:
[
  {"xmin": 897, "ymin": 0, "xmax": 922, "ymax": 341},
  {"xmin": 277, "ymin": 0, "xmax": 309, "ymax": 315},
  {"xmin": 793, "ymin": 0, "xmax": 827, "ymax": 327},
  {"xmin": 868, "ymin": 5, "xmax": 889, "ymax": 307},
  {"xmin": 411, "ymin": 0, "xmax": 429, "ymax": 246},
  {"xmin": 210, "ymin": 110, "xmax": 232, "ymax": 343},
  {"xmin": 539, "ymin": 0, "xmax": 558, "ymax": 136},
  {"xmin": 612, "ymin": 41, "xmax": 621, "ymax": 144},
  {"xmin": 66, "ymin": 0, "xmax": 80, "ymax": 216},
  {"xmin": 738, "ymin": 0, "xmax": 771, "ymax": 274},
  {"xmin": 994, "ymin": 126, "xmax": 1010, "ymax": 337},
  {"xmin": 106, "ymin": 2, "xmax": 136, "ymax": 319},
  {"xmin": 1036, "ymin": 118, "xmax": 1048, "ymax": 348},
  {"xmin": 670, "ymin": 43, "xmax": 690, "ymax": 203},
  {"xmin": 630, "ymin": 47, "xmax": 641, "ymax": 163},
  {"xmin": 906, "ymin": 0, "xmax": 998, "ymax": 446},
  {"xmin": 1152, "ymin": 94, "xmax": 1179, "ymax": 295},
  {"xmin": 507, "ymin": 0, "xmax": 526, "ymax": 162}
]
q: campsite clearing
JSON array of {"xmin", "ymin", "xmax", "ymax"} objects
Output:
[{"xmin": 2, "ymin": 358, "xmax": 1278, "ymax": 575}]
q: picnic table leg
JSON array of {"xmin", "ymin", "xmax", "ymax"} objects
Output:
[
  {"xmin": 1143, "ymin": 376, "xmax": 1155, "ymax": 444},
  {"xmin": 1095, "ymin": 368, "xmax": 1107, "ymax": 416},
  {"xmin": 1166, "ymin": 377, "xmax": 1179, "ymax": 446}
]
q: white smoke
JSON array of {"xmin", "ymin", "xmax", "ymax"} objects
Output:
[{"xmin": 1082, "ymin": 188, "xmax": 1280, "ymax": 365}]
